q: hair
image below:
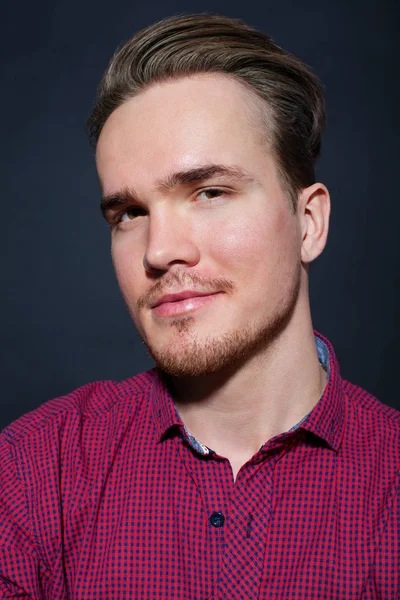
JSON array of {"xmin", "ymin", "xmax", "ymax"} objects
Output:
[{"xmin": 86, "ymin": 13, "xmax": 326, "ymax": 213}]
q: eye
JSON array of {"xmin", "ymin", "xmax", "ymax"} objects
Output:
[
  {"xmin": 196, "ymin": 188, "xmax": 226, "ymax": 201},
  {"xmin": 119, "ymin": 206, "xmax": 146, "ymax": 223}
]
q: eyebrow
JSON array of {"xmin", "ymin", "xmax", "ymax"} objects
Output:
[{"xmin": 100, "ymin": 163, "xmax": 259, "ymax": 217}]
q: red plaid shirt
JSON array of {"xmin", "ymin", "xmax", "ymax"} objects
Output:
[{"xmin": 0, "ymin": 330, "xmax": 399, "ymax": 599}]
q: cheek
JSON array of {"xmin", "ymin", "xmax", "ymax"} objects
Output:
[
  {"xmin": 206, "ymin": 212, "xmax": 278, "ymax": 272},
  {"xmin": 205, "ymin": 208, "xmax": 299, "ymax": 308},
  {"xmin": 111, "ymin": 238, "xmax": 143, "ymax": 301}
]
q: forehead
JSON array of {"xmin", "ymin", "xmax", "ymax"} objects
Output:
[{"xmin": 96, "ymin": 74, "xmax": 275, "ymax": 192}]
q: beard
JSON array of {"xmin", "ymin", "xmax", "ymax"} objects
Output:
[{"xmin": 137, "ymin": 264, "xmax": 302, "ymax": 378}]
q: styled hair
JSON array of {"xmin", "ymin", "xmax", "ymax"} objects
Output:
[{"xmin": 86, "ymin": 13, "xmax": 326, "ymax": 212}]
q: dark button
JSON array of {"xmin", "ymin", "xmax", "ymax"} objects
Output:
[{"xmin": 209, "ymin": 511, "xmax": 225, "ymax": 527}]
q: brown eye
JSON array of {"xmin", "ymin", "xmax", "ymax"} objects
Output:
[
  {"xmin": 198, "ymin": 188, "xmax": 224, "ymax": 200},
  {"xmin": 120, "ymin": 207, "xmax": 146, "ymax": 222}
]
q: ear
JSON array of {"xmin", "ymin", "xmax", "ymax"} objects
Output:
[{"xmin": 298, "ymin": 182, "xmax": 331, "ymax": 264}]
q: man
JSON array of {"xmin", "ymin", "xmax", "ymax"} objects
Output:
[{"xmin": 0, "ymin": 13, "xmax": 398, "ymax": 599}]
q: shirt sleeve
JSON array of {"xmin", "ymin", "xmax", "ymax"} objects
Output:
[
  {"xmin": 362, "ymin": 471, "xmax": 400, "ymax": 599},
  {"xmin": 0, "ymin": 435, "xmax": 49, "ymax": 598}
]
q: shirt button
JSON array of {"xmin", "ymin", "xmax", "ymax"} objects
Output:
[{"xmin": 209, "ymin": 511, "xmax": 225, "ymax": 527}]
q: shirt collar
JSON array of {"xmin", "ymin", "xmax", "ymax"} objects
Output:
[
  {"xmin": 151, "ymin": 329, "xmax": 346, "ymax": 453},
  {"xmin": 299, "ymin": 330, "xmax": 346, "ymax": 453},
  {"xmin": 151, "ymin": 369, "xmax": 183, "ymax": 443}
]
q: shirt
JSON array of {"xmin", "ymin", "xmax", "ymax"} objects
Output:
[{"xmin": 0, "ymin": 329, "xmax": 399, "ymax": 599}]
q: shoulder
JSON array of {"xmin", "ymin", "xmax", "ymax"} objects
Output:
[
  {"xmin": 0, "ymin": 369, "xmax": 157, "ymax": 449},
  {"xmin": 342, "ymin": 378, "xmax": 400, "ymax": 430},
  {"xmin": 342, "ymin": 378, "xmax": 400, "ymax": 467}
]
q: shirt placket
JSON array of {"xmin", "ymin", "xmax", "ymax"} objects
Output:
[
  {"xmin": 177, "ymin": 426, "xmax": 298, "ymax": 600},
  {"xmin": 215, "ymin": 440, "xmax": 291, "ymax": 600},
  {"xmin": 176, "ymin": 431, "xmax": 235, "ymax": 597}
]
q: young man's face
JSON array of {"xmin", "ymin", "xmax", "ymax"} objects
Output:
[{"xmin": 96, "ymin": 74, "xmax": 306, "ymax": 376}]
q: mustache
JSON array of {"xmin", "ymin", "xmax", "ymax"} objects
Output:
[{"xmin": 137, "ymin": 271, "xmax": 236, "ymax": 310}]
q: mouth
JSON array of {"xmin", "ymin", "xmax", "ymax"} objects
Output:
[{"xmin": 151, "ymin": 292, "xmax": 223, "ymax": 317}]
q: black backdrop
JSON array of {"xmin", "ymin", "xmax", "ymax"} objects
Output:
[{"xmin": 1, "ymin": 0, "xmax": 399, "ymax": 430}]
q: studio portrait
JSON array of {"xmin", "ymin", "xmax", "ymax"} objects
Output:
[{"xmin": 1, "ymin": 1, "xmax": 399, "ymax": 598}]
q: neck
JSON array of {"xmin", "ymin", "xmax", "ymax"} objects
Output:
[{"xmin": 168, "ymin": 316, "xmax": 327, "ymax": 460}]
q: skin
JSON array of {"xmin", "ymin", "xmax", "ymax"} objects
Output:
[{"xmin": 96, "ymin": 73, "xmax": 330, "ymax": 482}]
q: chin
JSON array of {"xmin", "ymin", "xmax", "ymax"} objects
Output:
[{"xmin": 142, "ymin": 318, "xmax": 278, "ymax": 377}]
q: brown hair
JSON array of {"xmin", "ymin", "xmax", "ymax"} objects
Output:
[{"xmin": 86, "ymin": 13, "xmax": 326, "ymax": 213}]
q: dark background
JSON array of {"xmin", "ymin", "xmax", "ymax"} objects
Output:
[{"xmin": 1, "ymin": 0, "xmax": 399, "ymax": 430}]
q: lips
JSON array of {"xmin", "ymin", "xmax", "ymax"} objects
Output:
[
  {"xmin": 151, "ymin": 290, "xmax": 219, "ymax": 309},
  {"xmin": 150, "ymin": 291, "xmax": 222, "ymax": 317}
]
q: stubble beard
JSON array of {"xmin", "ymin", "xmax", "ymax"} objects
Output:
[{"xmin": 138, "ymin": 265, "xmax": 302, "ymax": 377}]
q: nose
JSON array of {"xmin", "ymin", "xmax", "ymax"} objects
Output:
[{"xmin": 142, "ymin": 210, "xmax": 200, "ymax": 273}]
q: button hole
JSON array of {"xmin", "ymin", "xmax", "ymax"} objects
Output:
[{"xmin": 246, "ymin": 513, "xmax": 253, "ymax": 538}]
